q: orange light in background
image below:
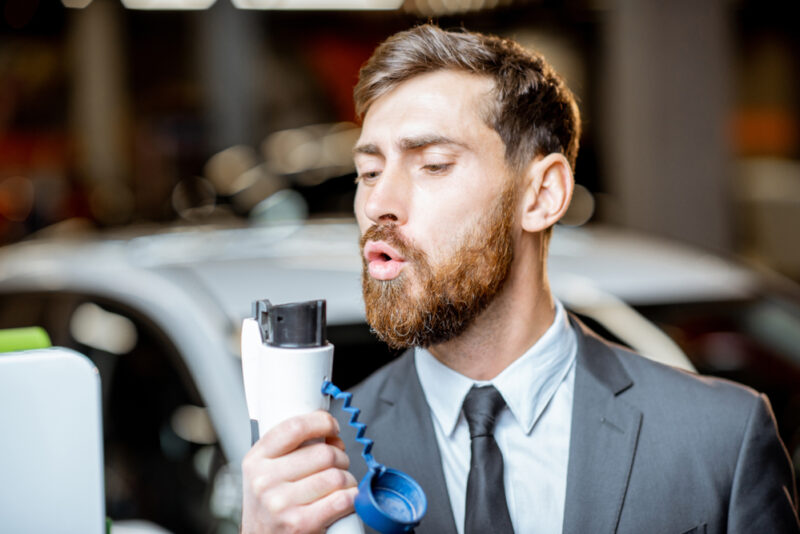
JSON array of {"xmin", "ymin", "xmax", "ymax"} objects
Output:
[
  {"xmin": 0, "ymin": 134, "xmax": 68, "ymax": 172},
  {"xmin": 0, "ymin": 176, "xmax": 34, "ymax": 222},
  {"xmin": 733, "ymin": 109, "xmax": 799, "ymax": 157},
  {"xmin": 304, "ymin": 35, "xmax": 376, "ymax": 122}
]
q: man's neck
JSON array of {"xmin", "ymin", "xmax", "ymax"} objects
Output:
[{"xmin": 427, "ymin": 261, "xmax": 555, "ymax": 381}]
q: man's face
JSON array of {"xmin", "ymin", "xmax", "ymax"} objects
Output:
[{"xmin": 353, "ymin": 70, "xmax": 519, "ymax": 348}]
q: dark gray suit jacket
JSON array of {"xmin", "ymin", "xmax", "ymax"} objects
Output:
[{"xmin": 335, "ymin": 317, "xmax": 799, "ymax": 533}]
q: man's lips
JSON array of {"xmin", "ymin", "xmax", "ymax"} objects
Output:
[{"xmin": 363, "ymin": 240, "xmax": 406, "ymax": 280}]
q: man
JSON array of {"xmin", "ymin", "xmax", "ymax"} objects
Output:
[{"xmin": 242, "ymin": 25, "xmax": 799, "ymax": 533}]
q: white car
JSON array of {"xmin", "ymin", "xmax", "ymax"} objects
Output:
[{"xmin": 0, "ymin": 220, "xmax": 797, "ymax": 533}]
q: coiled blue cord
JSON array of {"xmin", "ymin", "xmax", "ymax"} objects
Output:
[{"xmin": 322, "ymin": 380, "xmax": 383, "ymax": 473}]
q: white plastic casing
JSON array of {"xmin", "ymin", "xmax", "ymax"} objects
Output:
[
  {"xmin": 241, "ymin": 317, "xmax": 334, "ymax": 435},
  {"xmin": 0, "ymin": 349, "xmax": 105, "ymax": 533},
  {"xmin": 241, "ymin": 317, "xmax": 364, "ymax": 534}
]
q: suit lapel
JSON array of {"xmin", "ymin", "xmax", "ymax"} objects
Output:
[
  {"xmin": 563, "ymin": 317, "xmax": 642, "ymax": 534},
  {"xmin": 361, "ymin": 317, "xmax": 643, "ymax": 534},
  {"xmin": 366, "ymin": 351, "xmax": 458, "ymax": 534}
]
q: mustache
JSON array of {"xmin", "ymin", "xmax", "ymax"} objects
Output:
[{"xmin": 360, "ymin": 223, "xmax": 419, "ymax": 262}]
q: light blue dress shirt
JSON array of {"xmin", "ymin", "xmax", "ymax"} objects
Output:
[{"xmin": 415, "ymin": 300, "xmax": 577, "ymax": 534}]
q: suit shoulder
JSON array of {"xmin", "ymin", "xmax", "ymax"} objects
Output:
[
  {"xmin": 333, "ymin": 351, "xmax": 415, "ymax": 477},
  {"xmin": 333, "ymin": 351, "xmax": 413, "ymax": 430},
  {"xmin": 605, "ymin": 339, "xmax": 764, "ymax": 423},
  {"xmin": 350, "ymin": 350, "xmax": 413, "ymax": 400}
]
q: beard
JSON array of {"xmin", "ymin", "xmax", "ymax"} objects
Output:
[{"xmin": 360, "ymin": 184, "xmax": 516, "ymax": 349}]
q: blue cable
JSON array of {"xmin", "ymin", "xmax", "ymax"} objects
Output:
[{"xmin": 322, "ymin": 380, "xmax": 383, "ymax": 473}]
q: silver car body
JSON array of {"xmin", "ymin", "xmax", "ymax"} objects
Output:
[{"xmin": 0, "ymin": 220, "xmax": 760, "ymax": 471}]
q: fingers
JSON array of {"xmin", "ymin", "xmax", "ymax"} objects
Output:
[
  {"xmin": 326, "ymin": 435, "xmax": 346, "ymax": 451},
  {"xmin": 252, "ymin": 410, "xmax": 340, "ymax": 458},
  {"xmin": 241, "ymin": 410, "xmax": 358, "ymax": 534},
  {"xmin": 247, "ymin": 466, "xmax": 358, "ymax": 533},
  {"xmin": 256, "ymin": 487, "xmax": 359, "ymax": 534},
  {"xmin": 280, "ymin": 467, "xmax": 358, "ymax": 508},
  {"xmin": 254, "ymin": 441, "xmax": 350, "ymax": 486},
  {"xmin": 316, "ymin": 487, "xmax": 361, "ymax": 528}
]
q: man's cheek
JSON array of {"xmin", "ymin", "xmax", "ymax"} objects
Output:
[
  {"xmin": 355, "ymin": 216, "xmax": 370, "ymax": 234},
  {"xmin": 353, "ymin": 193, "xmax": 368, "ymax": 227}
]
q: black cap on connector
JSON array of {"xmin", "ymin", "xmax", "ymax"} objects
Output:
[{"xmin": 252, "ymin": 299, "xmax": 327, "ymax": 348}]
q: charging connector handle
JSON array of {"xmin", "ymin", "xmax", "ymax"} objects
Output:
[{"xmin": 252, "ymin": 299, "xmax": 327, "ymax": 348}]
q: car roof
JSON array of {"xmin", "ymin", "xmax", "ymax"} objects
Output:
[
  {"xmin": 0, "ymin": 219, "xmax": 758, "ymax": 326},
  {"xmin": 548, "ymin": 225, "xmax": 756, "ymax": 306},
  {"xmin": 0, "ymin": 219, "xmax": 761, "ymax": 465}
]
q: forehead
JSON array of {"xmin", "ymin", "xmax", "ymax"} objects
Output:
[{"xmin": 357, "ymin": 70, "xmax": 498, "ymax": 148}]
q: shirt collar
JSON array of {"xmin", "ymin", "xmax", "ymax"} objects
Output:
[{"xmin": 415, "ymin": 300, "xmax": 577, "ymax": 436}]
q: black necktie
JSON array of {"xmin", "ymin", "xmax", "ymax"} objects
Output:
[{"xmin": 463, "ymin": 385, "xmax": 515, "ymax": 534}]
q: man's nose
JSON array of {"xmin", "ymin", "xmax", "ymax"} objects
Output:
[{"xmin": 363, "ymin": 165, "xmax": 409, "ymax": 225}]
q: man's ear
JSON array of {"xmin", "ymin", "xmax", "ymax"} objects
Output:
[{"xmin": 519, "ymin": 153, "xmax": 574, "ymax": 233}]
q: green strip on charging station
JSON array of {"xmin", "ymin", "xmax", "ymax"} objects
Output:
[{"xmin": 0, "ymin": 327, "xmax": 52, "ymax": 353}]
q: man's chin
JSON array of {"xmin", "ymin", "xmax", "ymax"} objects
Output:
[{"xmin": 364, "ymin": 269, "xmax": 423, "ymax": 295}]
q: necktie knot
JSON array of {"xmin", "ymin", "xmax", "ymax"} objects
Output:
[{"xmin": 462, "ymin": 385, "xmax": 506, "ymax": 438}]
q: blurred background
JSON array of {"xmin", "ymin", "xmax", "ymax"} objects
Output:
[
  {"xmin": 0, "ymin": 0, "xmax": 797, "ymax": 266},
  {"xmin": 1, "ymin": 1, "xmax": 799, "ymax": 533}
]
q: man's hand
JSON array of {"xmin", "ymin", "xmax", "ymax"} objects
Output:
[{"xmin": 241, "ymin": 410, "xmax": 359, "ymax": 534}]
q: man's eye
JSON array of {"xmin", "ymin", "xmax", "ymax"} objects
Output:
[
  {"xmin": 355, "ymin": 171, "xmax": 381, "ymax": 183},
  {"xmin": 423, "ymin": 163, "xmax": 452, "ymax": 173}
]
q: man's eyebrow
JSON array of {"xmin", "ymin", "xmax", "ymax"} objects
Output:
[
  {"xmin": 352, "ymin": 135, "xmax": 469, "ymax": 157},
  {"xmin": 352, "ymin": 143, "xmax": 382, "ymax": 157},
  {"xmin": 398, "ymin": 134, "xmax": 468, "ymax": 151}
]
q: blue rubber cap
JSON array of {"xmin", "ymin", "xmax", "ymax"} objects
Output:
[{"xmin": 354, "ymin": 467, "xmax": 427, "ymax": 534}]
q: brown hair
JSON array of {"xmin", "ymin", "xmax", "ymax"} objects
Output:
[{"xmin": 354, "ymin": 24, "xmax": 581, "ymax": 172}]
